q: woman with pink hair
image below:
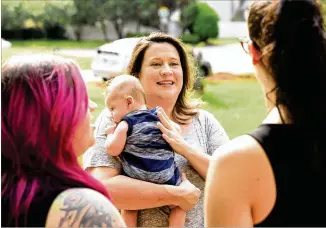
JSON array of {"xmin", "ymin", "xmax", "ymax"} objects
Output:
[{"xmin": 1, "ymin": 54, "xmax": 126, "ymax": 227}]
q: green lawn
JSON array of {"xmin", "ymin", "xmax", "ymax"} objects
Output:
[
  {"xmin": 87, "ymin": 79, "xmax": 267, "ymax": 140},
  {"xmin": 2, "ymin": 40, "xmax": 106, "ymax": 69},
  {"xmin": 87, "ymin": 82, "xmax": 107, "ymax": 121},
  {"xmin": 2, "ymin": 47, "xmax": 93, "ymax": 69},
  {"xmin": 198, "ymin": 80, "xmax": 267, "ymax": 139},
  {"xmin": 10, "ymin": 40, "xmax": 107, "ymax": 48}
]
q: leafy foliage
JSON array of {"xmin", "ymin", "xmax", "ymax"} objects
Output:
[
  {"xmin": 180, "ymin": 33, "xmax": 200, "ymax": 44},
  {"xmin": 180, "ymin": 2, "xmax": 219, "ymax": 43},
  {"xmin": 180, "ymin": 1, "xmax": 197, "ymax": 33},
  {"xmin": 1, "ymin": 2, "xmax": 30, "ymax": 30},
  {"xmin": 193, "ymin": 3, "xmax": 219, "ymax": 42}
]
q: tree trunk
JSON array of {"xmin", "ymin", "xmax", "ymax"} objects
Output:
[
  {"xmin": 136, "ymin": 21, "xmax": 141, "ymax": 33},
  {"xmin": 231, "ymin": 0, "xmax": 246, "ymax": 21},
  {"xmin": 114, "ymin": 21, "xmax": 124, "ymax": 39},
  {"xmin": 100, "ymin": 21, "xmax": 109, "ymax": 41},
  {"xmin": 74, "ymin": 25, "xmax": 83, "ymax": 41}
]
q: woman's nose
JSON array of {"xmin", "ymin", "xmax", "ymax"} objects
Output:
[{"xmin": 160, "ymin": 64, "xmax": 172, "ymax": 76}]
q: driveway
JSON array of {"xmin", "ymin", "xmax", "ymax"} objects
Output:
[{"xmin": 194, "ymin": 44, "xmax": 254, "ymax": 75}]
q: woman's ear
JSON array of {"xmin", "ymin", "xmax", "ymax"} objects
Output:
[
  {"xmin": 126, "ymin": 96, "xmax": 134, "ymax": 107},
  {"xmin": 250, "ymin": 43, "xmax": 261, "ymax": 65}
]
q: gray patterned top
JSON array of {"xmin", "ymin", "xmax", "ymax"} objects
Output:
[{"xmin": 83, "ymin": 108, "xmax": 229, "ymax": 227}]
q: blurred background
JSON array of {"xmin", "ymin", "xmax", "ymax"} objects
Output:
[{"xmin": 2, "ymin": 0, "xmax": 326, "ymax": 142}]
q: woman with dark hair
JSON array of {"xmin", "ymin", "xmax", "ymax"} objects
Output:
[
  {"xmin": 205, "ymin": 0, "xmax": 326, "ymax": 226},
  {"xmin": 1, "ymin": 54, "xmax": 126, "ymax": 227},
  {"xmin": 83, "ymin": 32, "xmax": 229, "ymax": 227}
]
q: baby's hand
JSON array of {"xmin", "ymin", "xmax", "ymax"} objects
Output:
[{"xmin": 105, "ymin": 124, "xmax": 117, "ymax": 135}]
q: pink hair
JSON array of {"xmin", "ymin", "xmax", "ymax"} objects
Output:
[{"xmin": 1, "ymin": 55, "xmax": 110, "ymax": 226}]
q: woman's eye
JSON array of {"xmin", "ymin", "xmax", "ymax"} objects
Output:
[
  {"xmin": 170, "ymin": 62, "xmax": 179, "ymax": 66},
  {"xmin": 151, "ymin": 62, "xmax": 161, "ymax": 66}
]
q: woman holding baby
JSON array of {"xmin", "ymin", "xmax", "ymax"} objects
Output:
[{"xmin": 83, "ymin": 32, "xmax": 229, "ymax": 227}]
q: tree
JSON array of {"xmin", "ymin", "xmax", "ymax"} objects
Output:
[
  {"xmin": 72, "ymin": 0, "xmax": 138, "ymax": 40},
  {"xmin": 1, "ymin": 2, "xmax": 30, "ymax": 30},
  {"xmin": 41, "ymin": 2, "xmax": 74, "ymax": 39},
  {"xmin": 193, "ymin": 2, "xmax": 219, "ymax": 42},
  {"xmin": 159, "ymin": 0, "xmax": 177, "ymax": 12},
  {"xmin": 231, "ymin": 0, "xmax": 247, "ymax": 21},
  {"xmin": 71, "ymin": 0, "xmax": 98, "ymax": 41},
  {"xmin": 135, "ymin": 0, "xmax": 160, "ymax": 32},
  {"xmin": 180, "ymin": 0, "xmax": 197, "ymax": 33},
  {"xmin": 102, "ymin": 0, "xmax": 138, "ymax": 39}
]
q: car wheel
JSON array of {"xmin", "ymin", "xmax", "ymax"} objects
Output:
[{"xmin": 199, "ymin": 66, "xmax": 208, "ymax": 77}]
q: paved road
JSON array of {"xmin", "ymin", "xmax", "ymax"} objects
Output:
[
  {"xmin": 194, "ymin": 44, "xmax": 254, "ymax": 75},
  {"xmin": 58, "ymin": 44, "xmax": 255, "ymax": 83}
]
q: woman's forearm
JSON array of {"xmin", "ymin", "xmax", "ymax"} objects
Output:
[
  {"xmin": 180, "ymin": 146, "xmax": 211, "ymax": 180},
  {"xmin": 101, "ymin": 175, "xmax": 180, "ymax": 210}
]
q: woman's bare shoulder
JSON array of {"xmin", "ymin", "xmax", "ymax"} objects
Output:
[
  {"xmin": 212, "ymin": 135, "xmax": 266, "ymax": 162},
  {"xmin": 45, "ymin": 188, "xmax": 126, "ymax": 228},
  {"xmin": 208, "ymin": 135, "xmax": 276, "ymax": 224}
]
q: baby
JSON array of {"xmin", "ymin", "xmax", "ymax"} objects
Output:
[{"xmin": 104, "ymin": 75, "xmax": 185, "ymax": 227}]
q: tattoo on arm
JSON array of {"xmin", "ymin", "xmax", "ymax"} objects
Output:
[{"xmin": 58, "ymin": 189, "xmax": 123, "ymax": 227}]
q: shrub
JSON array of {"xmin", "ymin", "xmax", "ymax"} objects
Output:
[
  {"xmin": 192, "ymin": 2, "xmax": 219, "ymax": 42},
  {"xmin": 2, "ymin": 28, "xmax": 45, "ymax": 40},
  {"xmin": 180, "ymin": 33, "xmax": 200, "ymax": 44},
  {"xmin": 180, "ymin": 2, "xmax": 197, "ymax": 33},
  {"xmin": 125, "ymin": 32, "xmax": 151, "ymax": 38},
  {"xmin": 44, "ymin": 23, "xmax": 67, "ymax": 40}
]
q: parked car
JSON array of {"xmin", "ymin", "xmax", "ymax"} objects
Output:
[
  {"xmin": 1, "ymin": 38, "xmax": 12, "ymax": 49},
  {"xmin": 91, "ymin": 37, "xmax": 212, "ymax": 89},
  {"xmin": 91, "ymin": 37, "xmax": 142, "ymax": 80}
]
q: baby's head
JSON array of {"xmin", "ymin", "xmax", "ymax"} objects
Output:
[{"xmin": 105, "ymin": 74, "xmax": 146, "ymax": 123}]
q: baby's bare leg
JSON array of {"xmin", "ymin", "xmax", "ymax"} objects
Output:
[
  {"xmin": 169, "ymin": 206, "xmax": 186, "ymax": 228},
  {"xmin": 121, "ymin": 209, "xmax": 138, "ymax": 227}
]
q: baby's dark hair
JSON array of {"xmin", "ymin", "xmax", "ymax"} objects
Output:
[{"xmin": 106, "ymin": 75, "xmax": 146, "ymax": 104}]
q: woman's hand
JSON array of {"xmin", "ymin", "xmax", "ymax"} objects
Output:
[
  {"xmin": 157, "ymin": 107, "xmax": 211, "ymax": 179},
  {"xmin": 157, "ymin": 107, "xmax": 188, "ymax": 156},
  {"xmin": 173, "ymin": 173, "xmax": 201, "ymax": 211}
]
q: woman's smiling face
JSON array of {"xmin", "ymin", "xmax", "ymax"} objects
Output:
[{"xmin": 138, "ymin": 42, "xmax": 183, "ymax": 100}]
